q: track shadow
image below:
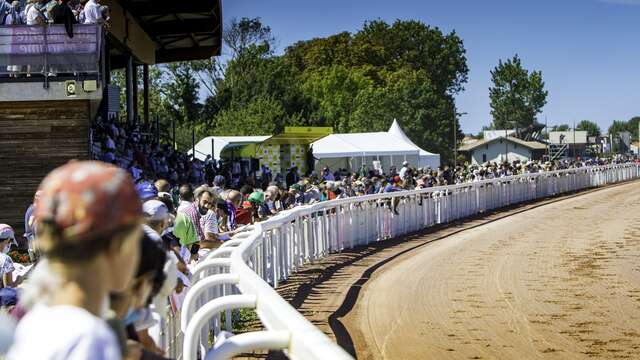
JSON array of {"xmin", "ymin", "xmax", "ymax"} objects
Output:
[{"xmin": 257, "ymin": 181, "xmax": 638, "ymax": 359}]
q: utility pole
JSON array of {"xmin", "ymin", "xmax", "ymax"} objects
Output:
[
  {"xmin": 545, "ymin": 115, "xmax": 548, "ymax": 160},
  {"xmin": 453, "ymin": 114, "xmax": 457, "ymax": 166},
  {"xmin": 505, "ymin": 127, "xmax": 508, "ymax": 163},
  {"xmin": 454, "ymin": 112, "xmax": 467, "ymax": 166},
  {"xmin": 573, "ymin": 120, "xmax": 576, "ymax": 159},
  {"xmin": 172, "ymin": 118, "xmax": 176, "ymax": 150},
  {"xmin": 191, "ymin": 126, "xmax": 196, "ymax": 160}
]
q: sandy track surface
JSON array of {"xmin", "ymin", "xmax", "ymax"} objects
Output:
[{"xmin": 342, "ymin": 181, "xmax": 640, "ymax": 360}]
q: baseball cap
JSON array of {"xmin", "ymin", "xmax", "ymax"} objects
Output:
[
  {"xmin": 35, "ymin": 161, "xmax": 142, "ymax": 244},
  {"xmin": 136, "ymin": 181, "xmax": 158, "ymax": 201},
  {"xmin": 0, "ymin": 225, "xmax": 17, "ymax": 247},
  {"xmin": 213, "ymin": 175, "xmax": 225, "ymax": 187},
  {"xmin": 0, "ymin": 224, "xmax": 14, "ymax": 241},
  {"xmin": 143, "ymin": 200, "xmax": 169, "ymax": 221},
  {"xmin": 248, "ymin": 191, "xmax": 264, "ymax": 205}
]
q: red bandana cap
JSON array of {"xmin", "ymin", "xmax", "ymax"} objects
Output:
[{"xmin": 35, "ymin": 161, "xmax": 142, "ymax": 242}]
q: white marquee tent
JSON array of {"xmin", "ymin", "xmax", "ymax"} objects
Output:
[{"xmin": 312, "ymin": 120, "xmax": 440, "ymax": 172}]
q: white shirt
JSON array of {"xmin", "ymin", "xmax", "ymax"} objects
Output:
[
  {"xmin": 200, "ymin": 210, "xmax": 218, "ymax": 237},
  {"xmin": 83, "ymin": 0, "xmax": 101, "ymax": 24},
  {"xmin": 177, "ymin": 200, "xmax": 192, "ymax": 214},
  {"xmin": 399, "ymin": 166, "xmax": 409, "ymax": 179},
  {"xmin": 26, "ymin": 5, "xmax": 42, "ymax": 25},
  {"xmin": 0, "ymin": 253, "xmax": 14, "ymax": 278},
  {"xmin": 8, "ymin": 305, "xmax": 121, "ymax": 360}
]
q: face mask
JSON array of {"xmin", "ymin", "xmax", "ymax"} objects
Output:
[{"xmin": 123, "ymin": 308, "xmax": 143, "ymax": 326}]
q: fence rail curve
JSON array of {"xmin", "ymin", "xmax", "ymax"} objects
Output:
[{"xmin": 167, "ymin": 164, "xmax": 640, "ymax": 360}]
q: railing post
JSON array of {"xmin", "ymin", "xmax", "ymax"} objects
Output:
[{"xmin": 43, "ymin": 24, "xmax": 49, "ymax": 89}]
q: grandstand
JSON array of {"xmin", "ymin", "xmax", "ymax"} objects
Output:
[{"xmin": 0, "ymin": 0, "xmax": 222, "ymax": 238}]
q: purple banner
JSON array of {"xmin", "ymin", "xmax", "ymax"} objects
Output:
[{"xmin": 0, "ymin": 24, "xmax": 101, "ymax": 55}]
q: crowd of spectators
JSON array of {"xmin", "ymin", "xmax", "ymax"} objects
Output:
[
  {"xmin": 1, "ymin": 0, "xmax": 110, "ymax": 27},
  {"xmin": 91, "ymin": 118, "xmax": 638, "ymax": 222},
  {"xmin": 0, "ymin": 117, "xmax": 634, "ymax": 358},
  {"xmin": 2, "ymin": 0, "xmax": 110, "ymax": 77}
]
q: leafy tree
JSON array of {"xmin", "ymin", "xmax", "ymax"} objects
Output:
[
  {"xmin": 551, "ymin": 124, "xmax": 570, "ymax": 132},
  {"xmin": 283, "ymin": 19, "xmax": 468, "ymax": 164},
  {"xmin": 626, "ymin": 116, "xmax": 640, "ymax": 140},
  {"xmin": 608, "ymin": 120, "xmax": 629, "ymax": 136},
  {"xmin": 214, "ymin": 96, "xmax": 287, "ymax": 135},
  {"xmin": 489, "ymin": 54, "xmax": 548, "ymax": 129},
  {"xmin": 350, "ymin": 68, "xmax": 460, "ymax": 159},
  {"xmin": 223, "ymin": 17, "xmax": 275, "ymax": 58},
  {"xmin": 301, "ymin": 65, "xmax": 374, "ymax": 132},
  {"xmin": 111, "ymin": 66, "xmax": 168, "ymax": 124},
  {"xmin": 576, "ymin": 120, "xmax": 601, "ymax": 137},
  {"xmin": 163, "ymin": 62, "xmax": 201, "ymax": 125}
]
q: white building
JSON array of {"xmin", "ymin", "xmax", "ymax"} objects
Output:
[{"xmin": 458, "ymin": 136, "xmax": 547, "ymax": 164}]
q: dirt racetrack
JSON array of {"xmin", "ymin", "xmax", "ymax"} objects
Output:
[{"xmin": 340, "ymin": 181, "xmax": 640, "ymax": 359}]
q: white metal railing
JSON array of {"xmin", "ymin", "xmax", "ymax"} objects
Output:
[{"xmin": 169, "ymin": 164, "xmax": 640, "ymax": 360}]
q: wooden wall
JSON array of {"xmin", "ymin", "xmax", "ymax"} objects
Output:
[{"xmin": 0, "ymin": 100, "xmax": 90, "ymax": 241}]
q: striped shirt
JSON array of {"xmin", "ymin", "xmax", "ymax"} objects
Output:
[{"xmin": 177, "ymin": 201, "xmax": 204, "ymax": 242}]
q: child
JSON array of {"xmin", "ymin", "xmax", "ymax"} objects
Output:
[
  {"xmin": 8, "ymin": 161, "xmax": 143, "ymax": 360},
  {"xmin": 0, "ymin": 225, "xmax": 21, "ymax": 288}
]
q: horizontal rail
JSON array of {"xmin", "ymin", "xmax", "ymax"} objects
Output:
[{"xmin": 175, "ymin": 163, "xmax": 640, "ymax": 359}]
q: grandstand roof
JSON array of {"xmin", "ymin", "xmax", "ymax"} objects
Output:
[{"xmin": 108, "ymin": 0, "xmax": 222, "ymax": 64}]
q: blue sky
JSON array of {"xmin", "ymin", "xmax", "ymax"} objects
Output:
[{"xmin": 222, "ymin": 0, "xmax": 639, "ymax": 134}]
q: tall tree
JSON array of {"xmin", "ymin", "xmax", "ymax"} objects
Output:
[
  {"xmin": 214, "ymin": 96, "xmax": 286, "ymax": 135},
  {"xmin": 163, "ymin": 62, "xmax": 201, "ymax": 125},
  {"xmin": 608, "ymin": 120, "xmax": 629, "ymax": 136},
  {"xmin": 223, "ymin": 17, "xmax": 275, "ymax": 59},
  {"xmin": 551, "ymin": 124, "xmax": 570, "ymax": 132},
  {"xmin": 576, "ymin": 120, "xmax": 601, "ymax": 137},
  {"xmin": 489, "ymin": 54, "xmax": 548, "ymax": 129},
  {"xmin": 284, "ymin": 19, "xmax": 468, "ymax": 163},
  {"xmin": 626, "ymin": 116, "xmax": 640, "ymax": 140}
]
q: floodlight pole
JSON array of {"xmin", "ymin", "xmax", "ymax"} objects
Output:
[{"xmin": 454, "ymin": 116, "xmax": 457, "ymax": 166}]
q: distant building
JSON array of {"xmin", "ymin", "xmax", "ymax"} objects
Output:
[
  {"xmin": 548, "ymin": 131, "xmax": 588, "ymax": 145},
  {"xmin": 548, "ymin": 131, "xmax": 588, "ymax": 159},
  {"xmin": 458, "ymin": 136, "xmax": 547, "ymax": 164}
]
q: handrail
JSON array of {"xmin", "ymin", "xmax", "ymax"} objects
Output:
[
  {"xmin": 183, "ymin": 295, "xmax": 258, "ymax": 360},
  {"xmin": 204, "ymin": 331, "xmax": 290, "ymax": 360},
  {"xmin": 175, "ymin": 163, "xmax": 640, "ymax": 360},
  {"xmin": 0, "ymin": 24, "xmax": 103, "ymax": 84},
  {"xmin": 181, "ymin": 274, "xmax": 240, "ymax": 332}
]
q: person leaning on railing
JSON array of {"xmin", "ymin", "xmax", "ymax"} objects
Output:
[
  {"xmin": 51, "ymin": 0, "xmax": 77, "ymax": 38},
  {"xmin": 1, "ymin": 1, "xmax": 22, "ymax": 25}
]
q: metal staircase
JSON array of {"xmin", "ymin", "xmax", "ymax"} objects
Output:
[{"xmin": 549, "ymin": 143, "xmax": 568, "ymax": 161}]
